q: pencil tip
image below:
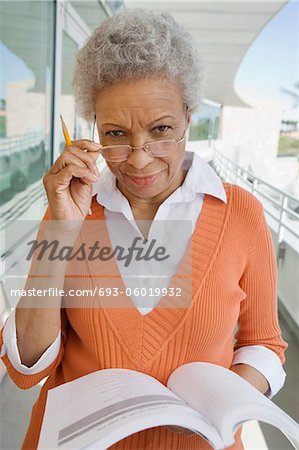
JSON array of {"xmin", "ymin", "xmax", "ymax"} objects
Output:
[{"xmin": 60, "ymin": 114, "xmax": 65, "ymax": 128}]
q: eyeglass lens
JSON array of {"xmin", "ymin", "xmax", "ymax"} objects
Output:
[
  {"xmin": 92, "ymin": 114, "xmax": 186, "ymax": 162},
  {"xmin": 101, "ymin": 140, "xmax": 177, "ymax": 162}
]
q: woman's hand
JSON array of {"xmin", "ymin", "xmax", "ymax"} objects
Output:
[
  {"xmin": 165, "ymin": 426, "xmax": 196, "ymax": 436},
  {"xmin": 43, "ymin": 140, "xmax": 102, "ymax": 221}
]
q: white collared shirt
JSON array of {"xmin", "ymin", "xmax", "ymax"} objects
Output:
[
  {"xmin": 93, "ymin": 151, "xmax": 226, "ymax": 314},
  {"xmin": 0, "ymin": 151, "xmax": 286, "ymax": 398}
]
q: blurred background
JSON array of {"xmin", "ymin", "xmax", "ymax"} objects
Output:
[{"xmin": 0, "ymin": 1, "xmax": 298, "ymax": 449}]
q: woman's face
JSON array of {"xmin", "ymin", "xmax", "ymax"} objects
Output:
[{"xmin": 94, "ymin": 75, "xmax": 190, "ymax": 202}]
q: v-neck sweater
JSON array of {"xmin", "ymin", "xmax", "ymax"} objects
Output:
[{"xmin": 0, "ymin": 182, "xmax": 288, "ymax": 450}]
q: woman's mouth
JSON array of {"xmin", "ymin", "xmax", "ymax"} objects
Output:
[{"xmin": 126, "ymin": 172, "xmax": 161, "ymax": 186}]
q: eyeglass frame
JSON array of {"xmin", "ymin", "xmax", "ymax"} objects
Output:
[{"xmin": 91, "ymin": 105, "xmax": 189, "ymax": 162}]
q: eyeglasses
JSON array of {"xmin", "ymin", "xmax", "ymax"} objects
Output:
[
  {"xmin": 91, "ymin": 104, "xmax": 189, "ymax": 163},
  {"xmin": 96, "ymin": 129, "xmax": 187, "ymax": 163}
]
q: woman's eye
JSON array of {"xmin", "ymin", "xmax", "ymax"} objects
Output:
[
  {"xmin": 105, "ymin": 130, "xmax": 124, "ymax": 137},
  {"xmin": 154, "ymin": 125, "xmax": 172, "ymax": 133}
]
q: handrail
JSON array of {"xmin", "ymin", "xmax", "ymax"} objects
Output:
[
  {"xmin": 211, "ymin": 148, "xmax": 299, "ymax": 256},
  {"xmin": 0, "ymin": 132, "xmax": 49, "ymax": 156},
  {"xmin": 213, "ymin": 150, "xmax": 298, "ymax": 203},
  {"xmin": 0, "ymin": 182, "xmax": 46, "ymax": 232}
]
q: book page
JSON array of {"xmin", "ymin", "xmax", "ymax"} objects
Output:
[
  {"xmin": 38, "ymin": 368, "xmax": 222, "ymax": 449},
  {"xmin": 167, "ymin": 362, "xmax": 299, "ymax": 449}
]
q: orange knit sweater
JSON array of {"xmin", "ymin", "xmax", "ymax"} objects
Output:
[{"xmin": 0, "ymin": 182, "xmax": 288, "ymax": 449}]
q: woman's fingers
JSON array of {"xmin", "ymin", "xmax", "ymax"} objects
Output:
[
  {"xmin": 67, "ymin": 146, "xmax": 101, "ymax": 176},
  {"xmin": 71, "ymin": 139, "xmax": 102, "ymax": 152},
  {"xmin": 44, "ymin": 164, "xmax": 99, "ymax": 192},
  {"xmin": 49, "ymin": 146, "xmax": 101, "ymax": 177},
  {"xmin": 42, "ymin": 139, "xmax": 102, "ymax": 221},
  {"xmin": 49, "ymin": 153, "xmax": 87, "ymax": 175},
  {"xmin": 71, "ymin": 139, "xmax": 103, "ymax": 164}
]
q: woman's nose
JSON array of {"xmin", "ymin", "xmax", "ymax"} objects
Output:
[{"xmin": 126, "ymin": 146, "xmax": 154, "ymax": 169}]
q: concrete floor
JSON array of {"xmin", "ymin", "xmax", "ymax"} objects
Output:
[
  {"xmin": 258, "ymin": 310, "xmax": 299, "ymax": 449},
  {"xmin": 0, "ymin": 312, "xmax": 298, "ymax": 450}
]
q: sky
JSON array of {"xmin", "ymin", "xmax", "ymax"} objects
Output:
[
  {"xmin": 235, "ymin": 0, "xmax": 298, "ymax": 121},
  {"xmin": 0, "ymin": 1, "xmax": 298, "ymax": 121}
]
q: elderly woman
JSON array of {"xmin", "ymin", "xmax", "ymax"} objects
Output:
[{"xmin": 0, "ymin": 8, "xmax": 288, "ymax": 450}]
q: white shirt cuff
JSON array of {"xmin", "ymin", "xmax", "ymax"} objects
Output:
[
  {"xmin": 0, "ymin": 309, "xmax": 61, "ymax": 374},
  {"xmin": 233, "ymin": 345, "xmax": 286, "ymax": 399}
]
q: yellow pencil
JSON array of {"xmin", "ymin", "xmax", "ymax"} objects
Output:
[
  {"xmin": 60, "ymin": 114, "xmax": 72, "ymax": 146},
  {"xmin": 59, "ymin": 114, "xmax": 92, "ymax": 215}
]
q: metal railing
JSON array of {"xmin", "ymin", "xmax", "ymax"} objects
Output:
[
  {"xmin": 0, "ymin": 132, "xmax": 49, "ymax": 156},
  {"xmin": 211, "ymin": 149, "xmax": 299, "ymax": 256},
  {"xmin": 0, "ymin": 181, "xmax": 46, "ymax": 232}
]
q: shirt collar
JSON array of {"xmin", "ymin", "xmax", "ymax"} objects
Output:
[{"xmin": 92, "ymin": 150, "xmax": 227, "ymax": 212}]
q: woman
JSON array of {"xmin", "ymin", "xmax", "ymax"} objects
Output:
[{"xmin": 0, "ymin": 8, "xmax": 288, "ymax": 450}]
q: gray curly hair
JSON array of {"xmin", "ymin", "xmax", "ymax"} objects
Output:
[{"xmin": 72, "ymin": 8, "xmax": 206, "ymax": 122}]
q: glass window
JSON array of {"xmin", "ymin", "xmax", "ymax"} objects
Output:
[
  {"xmin": 189, "ymin": 101, "xmax": 221, "ymax": 141},
  {"xmin": 59, "ymin": 30, "xmax": 96, "ymax": 150},
  {"xmin": 59, "ymin": 31, "xmax": 79, "ymax": 153},
  {"xmin": 106, "ymin": 0, "xmax": 125, "ymax": 14},
  {"xmin": 70, "ymin": 0, "xmax": 109, "ymax": 29},
  {"xmin": 59, "ymin": 2, "xmax": 108, "ymax": 173},
  {"xmin": 0, "ymin": 1, "xmax": 54, "ymax": 221}
]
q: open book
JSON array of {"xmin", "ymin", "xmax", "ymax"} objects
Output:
[{"xmin": 38, "ymin": 362, "xmax": 299, "ymax": 449}]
